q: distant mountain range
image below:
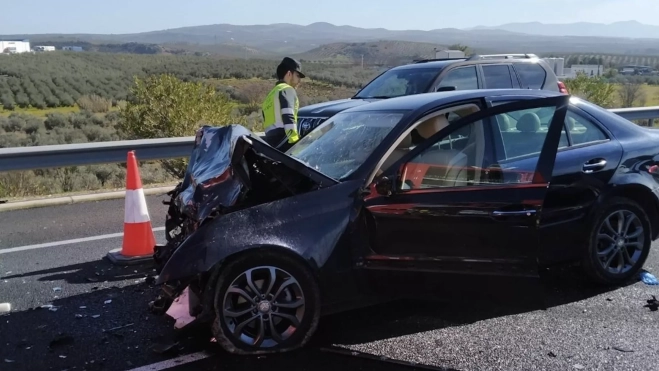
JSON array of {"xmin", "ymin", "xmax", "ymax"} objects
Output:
[
  {"xmin": 3, "ymin": 21, "xmax": 659, "ymax": 57},
  {"xmin": 469, "ymin": 20, "xmax": 659, "ymax": 39}
]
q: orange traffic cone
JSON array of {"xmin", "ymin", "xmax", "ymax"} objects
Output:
[{"xmin": 106, "ymin": 151, "xmax": 156, "ymax": 265}]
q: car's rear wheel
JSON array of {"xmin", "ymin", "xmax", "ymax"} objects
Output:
[
  {"xmin": 582, "ymin": 197, "xmax": 651, "ymax": 285},
  {"xmin": 211, "ymin": 251, "xmax": 321, "ymax": 355}
]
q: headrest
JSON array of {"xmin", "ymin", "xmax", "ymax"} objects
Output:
[
  {"xmin": 417, "ymin": 114, "xmax": 450, "ymax": 139},
  {"xmin": 566, "ymin": 116, "xmax": 576, "ymax": 131},
  {"xmin": 397, "ymin": 134, "xmax": 412, "ymax": 148},
  {"xmin": 516, "ymin": 113, "xmax": 541, "ymax": 132},
  {"xmin": 498, "ymin": 114, "xmax": 512, "ymax": 131}
]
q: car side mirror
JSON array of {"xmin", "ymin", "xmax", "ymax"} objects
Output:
[
  {"xmin": 436, "ymin": 85, "xmax": 456, "ymax": 92},
  {"xmin": 374, "ymin": 176, "xmax": 394, "ymax": 196}
]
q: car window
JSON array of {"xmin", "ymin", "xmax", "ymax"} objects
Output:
[
  {"xmin": 287, "ymin": 111, "xmax": 406, "ymax": 179},
  {"xmin": 565, "ymin": 110, "xmax": 608, "ymax": 145},
  {"xmin": 436, "ymin": 66, "xmax": 478, "ymax": 90},
  {"xmin": 514, "ymin": 63, "xmax": 547, "ymax": 89},
  {"xmin": 353, "ymin": 68, "xmax": 441, "ymax": 99},
  {"xmin": 494, "ymin": 106, "xmax": 563, "ymax": 160},
  {"xmin": 496, "ymin": 107, "xmax": 569, "ymax": 151},
  {"xmin": 399, "ymin": 105, "xmax": 562, "ymax": 190},
  {"xmin": 482, "ymin": 65, "xmax": 513, "ymax": 89}
]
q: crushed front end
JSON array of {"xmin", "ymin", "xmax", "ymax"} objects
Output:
[{"xmin": 149, "ymin": 124, "xmax": 334, "ymax": 330}]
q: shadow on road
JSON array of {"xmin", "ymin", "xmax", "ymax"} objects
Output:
[
  {"xmin": 0, "ymin": 261, "xmax": 640, "ymax": 371},
  {"xmin": 2, "ymin": 257, "xmax": 156, "ymax": 284}
]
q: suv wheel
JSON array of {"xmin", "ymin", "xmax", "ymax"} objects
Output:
[
  {"xmin": 211, "ymin": 251, "xmax": 321, "ymax": 355},
  {"xmin": 582, "ymin": 197, "xmax": 652, "ymax": 285}
]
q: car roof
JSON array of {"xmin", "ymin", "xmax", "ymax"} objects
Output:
[
  {"xmin": 340, "ymin": 89, "xmax": 563, "ymax": 113},
  {"xmin": 390, "ymin": 57, "xmax": 547, "ymax": 71},
  {"xmin": 390, "ymin": 60, "xmax": 463, "ymax": 70}
]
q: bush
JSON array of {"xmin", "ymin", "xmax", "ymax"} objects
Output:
[
  {"xmin": 563, "ymin": 72, "xmax": 617, "ymax": 108},
  {"xmin": 77, "ymin": 94, "xmax": 113, "ymax": 113},
  {"xmin": 119, "ymin": 74, "xmax": 236, "ymax": 178}
]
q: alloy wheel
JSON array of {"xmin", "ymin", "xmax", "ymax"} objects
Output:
[
  {"xmin": 595, "ymin": 209, "xmax": 645, "ymax": 275},
  {"xmin": 221, "ymin": 266, "xmax": 306, "ymax": 348}
]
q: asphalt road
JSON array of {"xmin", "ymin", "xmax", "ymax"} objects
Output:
[{"xmin": 1, "ymin": 196, "xmax": 658, "ymax": 371}]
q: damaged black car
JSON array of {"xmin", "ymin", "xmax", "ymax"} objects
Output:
[{"xmin": 153, "ymin": 89, "xmax": 659, "ymax": 355}]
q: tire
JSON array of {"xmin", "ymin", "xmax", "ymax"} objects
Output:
[
  {"xmin": 581, "ymin": 197, "xmax": 652, "ymax": 286},
  {"xmin": 211, "ymin": 250, "xmax": 321, "ymax": 355}
]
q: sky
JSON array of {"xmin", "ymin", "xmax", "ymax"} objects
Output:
[{"xmin": 1, "ymin": 0, "xmax": 657, "ymax": 34}]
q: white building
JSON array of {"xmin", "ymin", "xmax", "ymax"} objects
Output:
[
  {"xmin": 0, "ymin": 40, "xmax": 31, "ymax": 54},
  {"xmin": 542, "ymin": 57, "xmax": 566, "ymax": 79},
  {"xmin": 34, "ymin": 45, "xmax": 56, "ymax": 52}
]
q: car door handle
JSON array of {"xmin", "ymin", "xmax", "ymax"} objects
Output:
[
  {"xmin": 492, "ymin": 210, "xmax": 537, "ymax": 217},
  {"xmin": 583, "ymin": 159, "xmax": 607, "ymax": 173}
]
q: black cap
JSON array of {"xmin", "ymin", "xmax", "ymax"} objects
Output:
[{"xmin": 279, "ymin": 57, "xmax": 305, "ymax": 78}]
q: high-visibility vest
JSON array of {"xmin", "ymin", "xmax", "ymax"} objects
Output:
[{"xmin": 262, "ymin": 82, "xmax": 300, "ymax": 144}]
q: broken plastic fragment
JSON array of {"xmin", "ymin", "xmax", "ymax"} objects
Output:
[
  {"xmin": 165, "ymin": 286, "xmax": 195, "ymax": 329},
  {"xmin": 645, "ymin": 295, "xmax": 658, "ymax": 312},
  {"xmin": 0, "ymin": 303, "xmax": 10, "ymax": 314},
  {"xmin": 75, "ymin": 314, "xmax": 83, "ymax": 319},
  {"xmin": 53, "ymin": 287, "xmax": 62, "ymax": 292},
  {"xmin": 639, "ymin": 271, "xmax": 658, "ymax": 285},
  {"xmin": 4, "ymin": 359, "xmax": 14, "ymax": 363},
  {"xmin": 92, "ymin": 315, "xmax": 101, "ymax": 318},
  {"xmin": 79, "ymin": 306, "xmax": 86, "ymax": 309},
  {"xmin": 104, "ymin": 300, "xmax": 112, "ymax": 305}
]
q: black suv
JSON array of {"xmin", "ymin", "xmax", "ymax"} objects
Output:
[{"xmin": 297, "ymin": 53, "xmax": 567, "ymax": 137}]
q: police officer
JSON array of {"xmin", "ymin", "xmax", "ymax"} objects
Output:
[{"xmin": 261, "ymin": 57, "xmax": 305, "ymax": 151}]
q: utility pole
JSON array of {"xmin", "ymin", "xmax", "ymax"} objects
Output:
[{"xmin": 361, "ymin": 54, "xmax": 364, "ymax": 69}]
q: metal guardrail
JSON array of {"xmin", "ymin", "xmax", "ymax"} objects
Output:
[{"xmin": 0, "ymin": 108, "xmax": 658, "ymax": 173}]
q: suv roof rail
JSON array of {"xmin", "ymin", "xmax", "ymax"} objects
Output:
[
  {"xmin": 467, "ymin": 53, "xmax": 539, "ymax": 61},
  {"xmin": 413, "ymin": 58, "xmax": 467, "ymax": 63}
]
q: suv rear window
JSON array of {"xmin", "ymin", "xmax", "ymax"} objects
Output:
[{"xmin": 513, "ymin": 63, "xmax": 547, "ymax": 89}]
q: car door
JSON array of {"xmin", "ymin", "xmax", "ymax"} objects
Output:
[
  {"xmin": 361, "ymin": 95, "xmax": 569, "ymax": 283},
  {"xmin": 484, "ymin": 95, "xmax": 625, "ymax": 265}
]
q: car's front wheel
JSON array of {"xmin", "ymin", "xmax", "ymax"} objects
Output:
[
  {"xmin": 582, "ymin": 197, "xmax": 652, "ymax": 285},
  {"xmin": 211, "ymin": 251, "xmax": 321, "ymax": 355}
]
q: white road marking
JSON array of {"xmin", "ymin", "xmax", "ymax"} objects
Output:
[
  {"xmin": 124, "ymin": 351, "xmax": 211, "ymax": 371},
  {"xmin": 0, "ymin": 226, "xmax": 166, "ymax": 255}
]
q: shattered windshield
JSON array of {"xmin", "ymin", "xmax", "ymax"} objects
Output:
[
  {"xmin": 286, "ymin": 111, "xmax": 406, "ymax": 179},
  {"xmin": 353, "ymin": 68, "xmax": 441, "ymax": 99}
]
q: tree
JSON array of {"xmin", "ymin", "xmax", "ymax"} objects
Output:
[
  {"xmin": 563, "ymin": 72, "xmax": 617, "ymax": 108},
  {"xmin": 119, "ymin": 74, "xmax": 236, "ymax": 178},
  {"xmin": 618, "ymin": 78, "xmax": 645, "ymax": 108}
]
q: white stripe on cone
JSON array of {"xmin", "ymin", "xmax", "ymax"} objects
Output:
[{"xmin": 124, "ymin": 188, "xmax": 151, "ymax": 224}]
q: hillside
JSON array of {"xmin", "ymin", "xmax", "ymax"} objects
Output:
[
  {"xmin": 296, "ymin": 40, "xmax": 447, "ymax": 65},
  {"xmin": 470, "ymin": 20, "xmax": 659, "ymax": 39},
  {"xmin": 4, "ymin": 21, "xmax": 659, "ymax": 57}
]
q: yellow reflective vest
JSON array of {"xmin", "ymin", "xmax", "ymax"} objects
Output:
[{"xmin": 261, "ymin": 81, "xmax": 300, "ymax": 144}]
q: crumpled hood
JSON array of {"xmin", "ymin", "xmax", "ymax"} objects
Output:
[{"xmin": 173, "ymin": 124, "xmax": 254, "ymax": 224}]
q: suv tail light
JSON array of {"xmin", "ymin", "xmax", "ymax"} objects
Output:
[{"xmin": 558, "ymin": 81, "xmax": 568, "ymax": 94}]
